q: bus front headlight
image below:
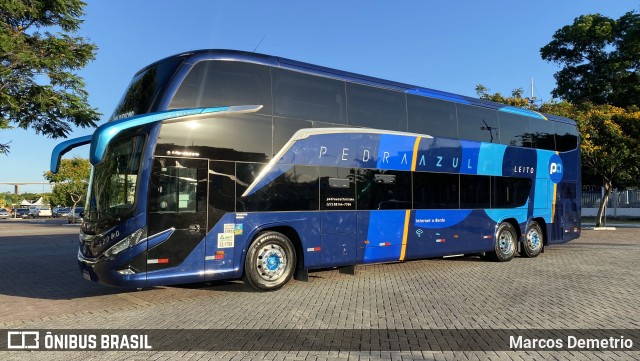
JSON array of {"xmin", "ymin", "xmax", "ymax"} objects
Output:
[{"xmin": 104, "ymin": 228, "xmax": 147, "ymax": 259}]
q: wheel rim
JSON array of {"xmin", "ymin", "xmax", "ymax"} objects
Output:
[
  {"xmin": 498, "ymin": 230, "xmax": 514, "ymax": 255},
  {"xmin": 526, "ymin": 227, "xmax": 542, "ymax": 251},
  {"xmin": 256, "ymin": 244, "xmax": 287, "ymax": 281}
]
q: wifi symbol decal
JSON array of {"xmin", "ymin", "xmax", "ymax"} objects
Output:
[{"xmin": 416, "ymin": 229, "xmax": 423, "ymax": 238}]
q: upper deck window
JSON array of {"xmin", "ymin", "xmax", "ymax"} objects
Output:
[
  {"xmin": 347, "ymin": 83, "xmax": 407, "ymax": 131},
  {"xmin": 170, "ymin": 61, "xmax": 272, "ymax": 115},
  {"xmin": 457, "ymin": 105, "xmax": 500, "ymax": 143},
  {"xmin": 273, "ymin": 69, "xmax": 347, "ymax": 124},
  {"xmin": 407, "ymin": 95, "xmax": 458, "ymax": 138},
  {"xmin": 498, "ymin": 112, "xmax": 532, "ymax": 148},
  {"xmin": 554, "ymin": 122, "xmax": 579, "ymax": 152}
]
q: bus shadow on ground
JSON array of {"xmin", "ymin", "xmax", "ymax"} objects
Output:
[
  {"xmin": 170, "ymin": 280, "xmax": 254, "ymax": 293},
  {"xmin": 0, "ymin": 232, "xmax": 257, "ymax": 300}
]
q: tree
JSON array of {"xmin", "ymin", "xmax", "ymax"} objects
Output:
[
  {"xmin": 540, "ymin": 11, "xmax": 640, "ymax": 108},
  {"xmin": 0, "ymin": 0, "xmax": 100, "ymax": 154},
  {"xmin": 44, "ymin": 157, "xmax": 90, "ymax": 221},
  {"xmin": 475, "ymin": 84, "xmax": 535, "ymax": 109}
]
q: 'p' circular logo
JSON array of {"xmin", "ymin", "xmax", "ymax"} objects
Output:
[{"xmin": 549, "ymin": 154, "xmax": 563, "ymax": 183}]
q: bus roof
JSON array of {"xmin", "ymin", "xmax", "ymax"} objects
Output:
[{"xmin": 143, "ymin": 49, "xmax": 576, "ymax": 126}]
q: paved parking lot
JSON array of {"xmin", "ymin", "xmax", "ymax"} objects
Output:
[{"xmin": 0, "ymin": 218, "xmax": 638, "ymax": 360}]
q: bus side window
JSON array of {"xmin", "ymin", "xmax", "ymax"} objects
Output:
[
  {"xmin": 150, "ymin": 161, "xmax": 201, "ymax": 213},
  {"xmin": 457, "ymin": 105, "xmax": 500, "ymax": 143},
  {"xmin": 169, "ymin": 60, "xmax": 272, "ymax": 115},
  {"xmin": 320, "ymin": 167, "xmax": 356, "ymax": 210},
  {"xmin": 272, "ymin": 68, "xmax": 347, "ymax": 124},
  {"xmin": 554, "ymin": 122, "xmax": 578, "ymax": 152},
  {"xmin": 407, "ymin": 95, "xmax": 458, "ymax": 139},
  {"xmin": 492, "ymin": 177, "xmax": 531, "ymax": 208},
  {"xmin": 460, "ymin": 174, "xmax": 491, "ymax": 209},
  {"xmin": 498, "ymin": 112, "xmax": 532, "ymax": 148},
  {"xmin": 356, "ymin": 169, "xmax": 412, "ymax": 210},
  {"xmin": 236, "ymin": 163, "xmax": 319, "ymax": 212},
  {"xmin": 530, "ymin": 120, "xmax": 556, "ymax": 150},
  {"xmin": 413, "ymin": 172, "xmax": 459, "ymax": 209},
  {"xmin": 347, "ymin": 83, "xmax": 407, "ymax": 132}
]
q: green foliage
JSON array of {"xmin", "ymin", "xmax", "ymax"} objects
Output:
[
  {"xmin": 475, "ymin": 84, "xmax": 535, "ymax": 109},
  {"xmin": 0, "ymin": 0, "xmax": 100, "ymax": 154},
  {"xmin": 0, "ymin": 191, "xmax": 50, "ymax": 208},
  {"xmin": 540, "ymin": 11, "xmax": 640, "ymax": 107},
  {"xmin": 44, "ymin": 157, "xmax": 90, "ymax": 207}
]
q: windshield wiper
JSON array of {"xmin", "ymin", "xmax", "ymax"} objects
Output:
[{"xmin": 86, "ymin": 210, "xmax": 120, "ymax": 223}]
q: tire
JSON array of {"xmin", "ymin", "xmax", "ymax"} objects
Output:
[
  {"xmin": 487, "ymin": 222, "xmax": 517, "ymax": 262},
  {"xmin": 243, "ymin": 231, "xmax": 296, "ymax": 291},
  {"xmin": 520, "ymin": 221, "xmax": 544, "ymax": 258}
]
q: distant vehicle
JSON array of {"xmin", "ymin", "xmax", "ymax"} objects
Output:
[
  {"xmin": 0, "ymin": 208, "xmax": 8, "ymax": 219},
  {"xmin": 53, "ymin": 207, "xmax": 71, "ymax": 218},
  {"xmin": 28, "ymin": 206, "xmax": 52, "ymax": 218},
  {"xmin": 14, "ymin": 208, "xmax": 30, "ymax": 218},
  {"xmin": 68, "ymin": 207, "xmax": 84, "ymax": 224}
]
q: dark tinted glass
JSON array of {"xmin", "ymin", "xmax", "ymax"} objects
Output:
[
  {"xmin": 554, "ymin": 122, "xmax": 578, "ymax": 152},
  {"xmin": 492, "ymin": 177, "xmax": 531, "ymax": 208},
  {"xmin": 208, "ymin": 161, "xmax": 236, "ymax": 229},
  {"xmin": 273, "ymin": 118, "xmax": 312, "ymax": 154},
  {"xmin": 460, "ymin": 174, "xmax": 491, "ymax": 209},
  {"xmin": 413, "ymin": 172, "xmax": 459, "ymax": 209},
  {"xmin": 347, "ymin": 83, "xmax": 407, "ymax": 131},
  {"xmin": 457, "ymin": 105, "xmax": 499, "ymax": 143},
  {"xmin": 273, "ymin": 69, "xmax": 346, "ymax": 123},
  {"xmin": 155, "ymin": 113, "xmax": 272, "ymax": 162},
  {"xmin": 320, "ymin": 167, "xmax": 356, "ymax": 210},
  {"xmin": 111, "ymin": 57, "xmax": 185, "ymax": 120},
  {"xmin": 236, "ymin": 163, "xmax": 319, "ymax": 212},
  {"xmin": 498, "ymin": 112, "xmax": 532, "ymax": 147},
  {"xmin": 407, "ymin": 95, "xmax": 458, "ymax": 138},
  {"xmin": 529, "ymin": 120, "xmax": 556, "ymax": 150},
  {"xmin": 169, "ymin": 61, "xmax": 272, "ymax": 115},
  {"xmin": 356, "ymin": 169, "xmax": 412, "ymax": 210},
  {"xmin": 149, "ymin": 158, "xmax": 207, "ymax": 213}
]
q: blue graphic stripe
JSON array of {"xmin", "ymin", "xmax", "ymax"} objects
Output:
[
  {"xmin": 499, "ymin": 106, "xmax": 547, "ymax": 120},
  {"xmin": 406, "ymin": 88, "xmax": 471, "ymax": 104}
]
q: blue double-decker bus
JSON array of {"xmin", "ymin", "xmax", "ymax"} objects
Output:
[{"xmin": 51, "ymin": 50, "xmax": 581, "ymax": 291}]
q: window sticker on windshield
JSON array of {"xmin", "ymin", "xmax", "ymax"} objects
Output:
[
  {"xmin": 217, "ymin": 233, "xmax": 234, "ymax": 249},
  {"xmin": 234, "ymin": 224, "xmax": 243, "ymax": 235},
  {"xmin": 223, "ymin": 223, "xmax": 235, "ymax": 233}
]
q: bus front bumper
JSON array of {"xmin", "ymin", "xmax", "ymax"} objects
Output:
[{"xmin": 78, "ymin": 251, "xmax": 146, "ymax": 289}]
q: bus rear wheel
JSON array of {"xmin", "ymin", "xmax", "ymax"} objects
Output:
[
  {"xmin": 488, "ymin": 222, "xmax": 517, "ymax": 262},
  {"xmin": 520, "ymin": 221, "xmax": 544, "ymax": 258},
  {"xmin": 243, "ymin": 231, "xmax": 296, "ymax": 291}
]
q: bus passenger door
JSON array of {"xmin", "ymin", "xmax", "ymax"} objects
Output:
[
  {"xmin": 319, "ymin": 168, "xmax": 357, "ymax": 267},
  {"xmin": 560, "ymin": 182, "xmax": 580, "ymax": 241},
  {"xmin": 147, "ymin": 157, "xmax": 208, "ymax": 285}
]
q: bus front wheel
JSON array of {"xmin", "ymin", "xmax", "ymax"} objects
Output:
[
  {"xmin": 243, "ymin": 231, "xmax": 296, "ymax": 291},
  {"xmin": 488, "ymin": 222, "xmax": 517, "ymax": 262},
  {"xmin": 520, "ymin": 221, "xmax": 544, "ymax": 258}
]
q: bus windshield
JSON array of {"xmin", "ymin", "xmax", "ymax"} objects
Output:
[
  {"xmin": 110, "ymin": 56, "xmax": 184, "ymax": 121},
  {"xmin": 85, "ymin": 135, "xmax": 145, "ymax": 227}
]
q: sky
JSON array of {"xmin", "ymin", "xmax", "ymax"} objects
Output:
[{"xmin": 1, "ymin": 0, "xmax": 638, "ymax": 195}]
